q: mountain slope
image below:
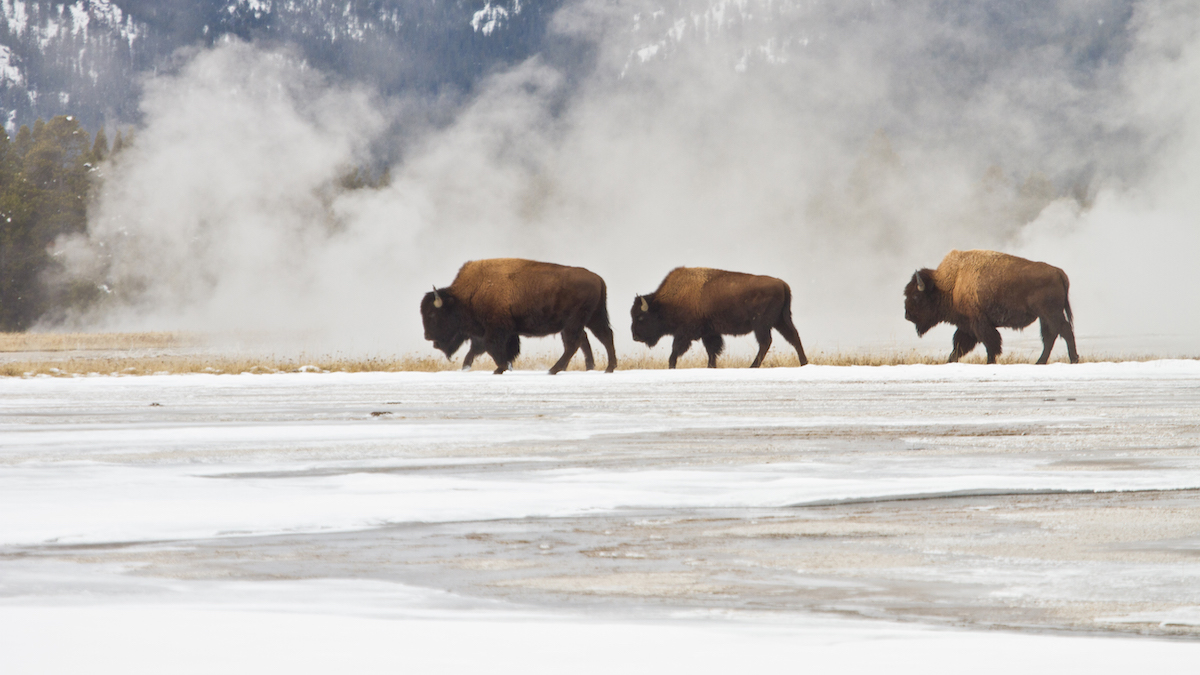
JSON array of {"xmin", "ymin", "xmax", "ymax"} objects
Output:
[{"xmin": 1, "ymin": 0, "xmax": 557, "ymax": 132}]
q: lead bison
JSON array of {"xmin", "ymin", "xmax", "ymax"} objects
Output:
[
  {"xmin": 421, "ymin": 258, "xmax": 617, "ymax": 374},
  {"xmin": 904, "ymin": 249, "xmax": 1079, "ymax": 364},
  {"xmin": 631, "ymin": 267, "xmax": 808, "ymax": 368}
]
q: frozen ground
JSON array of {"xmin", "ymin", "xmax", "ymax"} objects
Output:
[{"xmin": 2, "ymin": 362, "xmax": 1200, "ymax": 672}]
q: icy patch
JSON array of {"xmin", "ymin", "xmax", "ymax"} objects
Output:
[{"xmin": 1100, "ymin": 607, "xmax": 1200, "ymax": 627}]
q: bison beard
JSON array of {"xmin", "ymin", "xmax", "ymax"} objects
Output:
[
  {"xmin": 904, "ymin": 249, "xmax": 1079, "ymax": 364},
  {"xmin": 631, "ymin": 267, "xmax": 808, "ymax": 369},
  {"xmin": 420, "ymin": 259, "xmax": 617, "ymax": 374}
]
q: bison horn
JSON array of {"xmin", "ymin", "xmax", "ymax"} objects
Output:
[
  {"xmin": 640, "ymin": 296, "xmax": 649, "ymax": 313},
  {"xmin": 914, "ymin": 273, "xmax": 925, "ymax": 293},
  {"xmin": 432, "ymin": 285, "xmax": 443, "ymax": 308}
]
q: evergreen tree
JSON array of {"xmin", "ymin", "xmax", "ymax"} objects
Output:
[
  {"xmin": 0, "ymin": 116, "xmax": 99, "ymax": 331},
  {"xmin": 14, "ymin": 125, "xmax": 33, "ymax": 158},
  {"xmin": 1, "ymin": 126, "xmax": 44, "ymax": 331},
  {"xmin": 92, "ymin": 128, "xmax": 109, "ymax": 162}
]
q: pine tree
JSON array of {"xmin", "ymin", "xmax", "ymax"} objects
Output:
[
  {"xmin": 92, "ymin": 128, "xmax": 109, "ymax": 162},
  {"xmin": 14, "ymin": 125, "xmax": 33, "ymax": 158},
  {"xmin": 0, "ymin": 116, "xmax": 97, "ymax": 331}
]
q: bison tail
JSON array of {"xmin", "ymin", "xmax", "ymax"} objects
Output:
[
  {"xmin": 594, "ymin": 282, "xmax": 613, "ymax": 332},
  {"xmin": 1061, "ymin": 270, "xmax": 1074, "ymax": 327}
]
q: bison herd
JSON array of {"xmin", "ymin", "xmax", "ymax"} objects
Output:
[{"xmin": 421, "ymin": 250, "xmax": 1080, "ymax": 374}]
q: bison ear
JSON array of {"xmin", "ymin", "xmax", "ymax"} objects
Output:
[
  {"xmin": 432, "ymin": 285, "xmax": 443, "ymax": 308},
  {"xmin": 914, "ymin": 271, "xmax": 926, "ymax": 293}
]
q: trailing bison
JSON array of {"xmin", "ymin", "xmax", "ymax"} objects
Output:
[
  {"xmin": 631, "ymin": 267, "xmax": 808, "ymax": 368},
  {"xmin": 421, "ymin": 258, "xmax": 617, "ymax": 374},
  {"xmin": 904, "ymin": 249, "xmax": 1079, "ymax": 364}
]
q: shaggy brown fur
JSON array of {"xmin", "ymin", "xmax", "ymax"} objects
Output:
[
  {"xmin": 422, "ymin": 259, "xmax": 617, "ymax": 374},
  {"xmin": 632, "ymin": 267, "xmax": 808, "ymax": 368},
  {"xmin": 904, "ymin": 249, "xmax": 1079, "ymax": 364}
]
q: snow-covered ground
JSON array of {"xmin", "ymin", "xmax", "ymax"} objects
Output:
[{"xmin": 2, "ymin": 362, "xmax": 1199, "ymax": 672}]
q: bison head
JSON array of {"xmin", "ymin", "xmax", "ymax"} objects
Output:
[
  {"xmin": 903, "ymin": 269, "xmax": 941, "ymax": 336},
  {"xmin": 630, "ymin": 294, "xmax": 667, "ymax": 347},
  {"xmin": 420, "ymin": 288, "xmax": 467, "ymax": 359}
]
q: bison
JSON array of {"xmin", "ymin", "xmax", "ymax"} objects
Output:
[
  {"xmin": 904, "ymin": 249, "xmax": 1079, "ymax": 364},
  {"xmin": 631, "ymin": 267, "xmax": 808, "ymax": 368},
  {"xmin": 421, "ymin": 258, "xmax": 617, "ymax": 374}
]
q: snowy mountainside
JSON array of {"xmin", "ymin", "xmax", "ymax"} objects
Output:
[{"xmin": 1, "ymin": 0, "xmax": 550, "ymax": 133}]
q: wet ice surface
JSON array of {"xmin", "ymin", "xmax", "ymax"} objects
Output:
[{"xmin": 2, "ymin": 363, "xmax": 1200, "ymax": 672}]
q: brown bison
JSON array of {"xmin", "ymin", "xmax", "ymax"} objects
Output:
[
  {"xmin": 904, "ymin": 249, "xmax": 1079, "ymax": 364},
  {"xmin": 421, "ymin": 258, "xmax": 617, "ymax": 374},
  {"xmin": 631, "ymin": 267, "xmax": 808, "ymax": 368}
]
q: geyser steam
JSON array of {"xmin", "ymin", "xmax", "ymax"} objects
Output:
[{"xmin": 56, "ymin": 1, "xmax": 1200, "ymax": 357}]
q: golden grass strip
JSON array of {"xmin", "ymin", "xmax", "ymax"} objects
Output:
[
  {"xmin": 2, "ymin": 331, "xmax": 1194, "ymax": 376},
  {"xmin": 2, "ymin": 348, "xmax": 1193, "ymax": 377},
  {"xmin": 0, "ymin": 332, "xmax": 193, "ymax": 352}
]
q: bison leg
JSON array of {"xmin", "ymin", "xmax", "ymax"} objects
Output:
[
  {"xmin": 550, "ymin": 328, "xmax": 586, "ymax": 375},
  {"xmin": 1062, "ymin": 322, "xmax": 1079, "ymax": 364},
  {"xmin": 749, "ymin": 328, "xmax": 772, "ymax": 368},
  {"xmin": 586, "ymin": 318, "xmax": 618, "ymax": 373},
  {"xmin": 949, "ymin": 328, "xmax": 978, "ymax": 363},
  {"xmin": 774, "ymin": 314, "xmax": 808, "ymax": 366},
  {"xmin": 978, "ymin": 324, "xmax": 1003, "ymax": 364},
  {"xmin": 462, "ymin": 340, "xmax": 486, "ymax": 371},
  {"xmin": 485, "ymin": 333, "xmax": 516, "ymax": 374},
  {"xmin": 505, "ymin": 334, "xmax": 521, "ymax": 370},
  {"xmin": 702, "ymin": 333, "xmax": 726, "ymax": 368},
  {"xmin": 1036, "ymin": 319, "xmax": 1059, "ymax": 365},
  {"xmin": 668, "ymin": 336, "xmax": 692, "ymax": 369},
  {"xmin": 579, "ymin": 333, "xmax": 596, "ymax": 371}
]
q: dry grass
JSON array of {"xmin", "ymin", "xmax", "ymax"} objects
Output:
[
  {"xmin": 0, "ymin": 332, "xmax": 193, "ymax": 352},
  {"xmin": 0, "ymin": 332, "xmax": 1193, "ymax": 377}
]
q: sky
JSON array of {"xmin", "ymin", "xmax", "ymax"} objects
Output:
[{"xmin": 51, "ymin": 0, "xmax": 1200, "ymax": 358}]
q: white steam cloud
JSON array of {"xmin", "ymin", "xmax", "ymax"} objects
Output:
[{"xmin": 56, "ymin": 0, "xmax": 1200, "ymax": 359}]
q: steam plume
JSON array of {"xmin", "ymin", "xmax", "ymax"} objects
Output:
[{"xmin": 55, "ymin": 1, "xmax": 1200, "ymax": 358}]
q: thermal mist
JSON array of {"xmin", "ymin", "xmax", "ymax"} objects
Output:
[{"xmin": 55, "ymin": 1, "xmax": 1200, "ymax": 358}]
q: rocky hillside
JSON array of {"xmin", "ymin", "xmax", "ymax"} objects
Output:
[{"xmin": 1, "ymin": 0, "xmax": 555, "ymax": 132}]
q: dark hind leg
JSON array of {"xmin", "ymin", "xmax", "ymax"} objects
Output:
[
  {"xmin": 1062, "ymin": 321, "xmax": 1079, "ymax": 364},
  {"xmin": 579, "ymin": 334, "xmax": 595, "ymax": 371},
  {"xmin": 668, "ymin": 335, "xmax": 692, "ymax": 369},
  {"xmin": 949, "ymin": 328, "xmax": 978, "ymax": 363},
  {"xmin": 586, "ymin": 320, "xmax": 618, "ymax": 373},
  {"xmin": 549, "ymin": 326, "xmax": 586, "ymax": 375},
  {"xmin": 551, "ymin": 330, "xmax": 591, "ymax": 373},
  {"xmin": 774, "ymin": 313, "xmax": 808, "ymax": 366},
  {"xmin": 1036, "ymin": 318, "xmax": 1059, "ymax": 364},
  {"xmin": 701, "ymin": 333, "xmax": 725, "ymax": 368},
  {"xmin": 749, "ymin": 327, "xmax": 772, "ymax": 368}
]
